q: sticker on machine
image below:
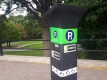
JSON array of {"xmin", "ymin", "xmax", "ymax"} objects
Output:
[
  {"xmin": 51, "ymin": 50, "xmax": 60, "ymax": 60},
  {"xmin": 52, "ymin": 66, "xmax": 77, "ymax": 77},
  {"xmin": 64, "ymin": 44, "xmax": 76, "ymax": 53}
]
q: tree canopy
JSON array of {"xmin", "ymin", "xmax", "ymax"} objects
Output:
[
  {"xmin": 8, "ymin": 14, "xmax": 42, "ymax": 39},
  {"xmin": 71, "ymin": 0, "xmax": 107, "ymax": 60},
  {"xmin": 0, "ymin": 15, "xmax": 23, "ymax": 40},
  {"xmin": 0, "ymin": 0, "xmax": 107, "ymax": 58}
]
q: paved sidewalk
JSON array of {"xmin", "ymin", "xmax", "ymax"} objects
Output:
[
  {"xmin": 0, "ymin": 55, "xmax": 107, "ymax": 80},
  {"xmin": 0, "ymin": 60, "xmax": 107, "ymax": 80},
  {"xmin": 0, "ymin": 55, "xmax": 107, "ymax": 67}
]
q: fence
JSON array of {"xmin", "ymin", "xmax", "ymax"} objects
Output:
[{"xmin": 0, "ymin": 39, "xmax": 107, "ymax": 56}]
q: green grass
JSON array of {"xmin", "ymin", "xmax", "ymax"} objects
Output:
[
  {"xmin": 24, "ymin": 43, "xmax": 43, "ymax": 48},
  {"xmin": 78, "ymin": 51, "xmax": 86, "ymax": 59},
  {"xmin": 3, "ymin": 41, "xmax": 86, "ymax": 58},
  {"xmin": 4, "ymin": 50, "xmax": 44, "ymax": 56},
  {"xmin": 4, "ymin": 51, "xmax": 86, "ymax": 58},
  {"xmin": 3, "ymin": 41, "xmax": 44, "ymax": 56},
  {"xmin": 3, "ymin": 41, "xmax": 43, "ymax": 47}
]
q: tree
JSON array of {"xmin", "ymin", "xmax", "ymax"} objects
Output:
[
  {"xmin": 1, "ymin": 17, "xmax": 26, "ymax": 40},
  {"xmin": 2, "ymin": 0, "xmax": 106, "ymax": 59},
  {"xmin": 0, "ymin": 0, "xmax": 65, "ymax": 56},
  {"xmin": 70, "ymin": 0, "xmax": 107, "ymax": 60},
  {"xmin": 24, "ymin": 13, "xmax": 42, "ymax": 39},
  {"xmin": 8, "ymin": 15, "xmax": 27, "ymax": 39},
  {"xmin": 0, "ymin": 14, "xmax": 24, "ymax": 47},
  {"xmin": 0, "ymin": 15, "xmax": 8, "ymax": 40},
  {"xmin": 4, "ymin": 20, "xmax": 22, "ymax": 40},
  {"xmin": 8, "ymin": 15, "xmax": 25, "ymax": 25},
  {"xmin": 8, "ymin": 14, "xmax": 42, "ymax": 39}
]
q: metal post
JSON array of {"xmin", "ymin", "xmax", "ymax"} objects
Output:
[
  {"xmin": 42, "ymin": 3, "xmax": 86, "ymax": 80},
  {"xmin": 0, "ymin": 40, "xmax": 3, "ymax": 56},
  {"xmin": 9, "ymin": 41, "xmax": 11, "ymax": 48}
]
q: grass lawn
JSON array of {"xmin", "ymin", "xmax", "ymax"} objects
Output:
[
  {"xmin": 3, "ymin": 41, "xmax": 44, "ymax": 56},
  {"xmin": 24, "ymin": 43, "xmax": 43, "ymax": 48},
  {"xmin": 3, "ymin": 41, "xmax": 86, "ymax": 58},
  {"xmin": 78, "ymin": 51, "xmax": 86, "ymax": 59},
  {"xmin": 4, "ymin": 50, "xmax": 44, "ymax": 56},
  {"xmin": 3, "ymin": 41, "xmax": 43, "ymax": 48}
]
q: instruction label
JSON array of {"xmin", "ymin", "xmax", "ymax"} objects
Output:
[
  {"xmin": 51, "ymin": 50, "xmax": 60, "ymax": 60},
  {"xmin": 64, "ymin": 44, "xmax": 76, "ymax": 53}
]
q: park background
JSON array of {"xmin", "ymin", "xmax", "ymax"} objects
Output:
[{"xmin": 0, "ymin": 0, "xmax": 107, "ymax": 60}]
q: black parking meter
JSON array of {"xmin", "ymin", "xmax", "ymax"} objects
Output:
[{"xmin": 42, "ymin": 3, "xmax": 86, "ymax": 80}]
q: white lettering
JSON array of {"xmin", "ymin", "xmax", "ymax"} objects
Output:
[{"xmin": 68, "ymin": 32, "xmax": 73, "ymax": 40}]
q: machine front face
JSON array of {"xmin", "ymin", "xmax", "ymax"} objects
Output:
[
  {"xmin": 50, "ymin": 27, "xmax": 77, "ymax": 80},
  {"xmin": 42, "ymin": 3, "xmax": 86, "ymax": 80}
]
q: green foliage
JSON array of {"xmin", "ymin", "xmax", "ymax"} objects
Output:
[
  {"xmin": 78, "ymin": 51, "xmax": 86, "ymax": 59},
  {"xmin": 8, "ymin": 15, "xmax": 25, "ymax": 25},
  {"xmin": 4, "ymin": 20, "xmax": 22, "ymax": 40},
  {"xmin": 0, "ymin": 15, "xmax": 24, "ymax": 40},
  {"xmin": 8, "ymin": 14, "xmax": 42, "ymax": 39},
  {"xmin": 8, "ymin": 15, "xmax": 27, "ymax": 38},
  {"xmin": 69, "ymin": 0, "xmax": 107, "ymax": 60},
  {"xmin": 24, "ymin": 13, "xmax": 42, "ymax": 39},
  {"xmin": 0, "ymin": 15, "xmax": 8, "ymax": 39},
  {"xmin": 1, "ymin": 0, "xmax": 107, "ymax": 58}
]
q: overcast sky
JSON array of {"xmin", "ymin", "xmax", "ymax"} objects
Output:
[
  {"xmin": 0, "ymin": 3, "xmax": 29, "ymax": 17},
  {"xmin": 0, "ymin": 0, "xmax": 64, "ymax": 17}
]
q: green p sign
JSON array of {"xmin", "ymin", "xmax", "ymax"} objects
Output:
[{"xmin": 50, "ymin": 27, "xmax": 78, "ymax": 44}]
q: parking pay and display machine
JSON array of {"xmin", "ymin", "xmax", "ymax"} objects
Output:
[{"xmin": 42, "ymin": 3, "xmax": 86, "ymax": 80}]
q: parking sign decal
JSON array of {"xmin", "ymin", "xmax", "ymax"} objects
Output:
[
  {"xmin": 53, "ymin": 31, "xmax": 58, "ymax": 38},
  {"xmin": 50, "ymin": 27, "xmax": 77, "ymax": 44},
  {"xmin": 66, "ymin": 30, "xmax": 74, "ymax": 41}
]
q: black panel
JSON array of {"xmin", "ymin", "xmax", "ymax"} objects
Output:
[
  {"xmin": 42, "ymin": 3, "xmax": 86, "ymax": 28},
  {"xmin": 50, "ymin": 43, "xmax": 77, "ymax": 80}
]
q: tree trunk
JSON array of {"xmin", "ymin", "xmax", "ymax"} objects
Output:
[
  {"xmin": 7, "ymin": 41, "xmax": 8, "ymax": 47},
  {"xmin": 42, "ymin": 25, "xmax": 50, "ymax": 57},
  {"xmin": 40, "ymin": 0, "xmax": 51, "ymax": 57},
  {"xmin": 40, "ymin": 0, "xmax": 52, "ymax": 57}
]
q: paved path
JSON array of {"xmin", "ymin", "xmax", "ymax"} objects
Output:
[
  {"xmin": 3, "ymin": 49, "xmax": 30, "ymax": 52},
  {"xmin": 0, "ymin": 60, "xmax": 107, "ymax": 80},
  {"xmin": 0, "ymin": 55, "xmax": 107, "ymax": 80}
]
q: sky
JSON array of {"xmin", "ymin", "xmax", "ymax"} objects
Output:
[
  {"xmin": 0, "ymin": 0, "xmax": 64, "ymax": 17},
  {"xmin": 0, "ymin": 4, "xmax": 28, "ymax": 17},
  {"xmin": 0, "ymin": 0, "xmax": 38, "ymax": 17}
]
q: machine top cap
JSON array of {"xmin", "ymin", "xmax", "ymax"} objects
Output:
[{"xmin": 42, "ymin": 3, "xmax": 86, "ymax": 28}]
